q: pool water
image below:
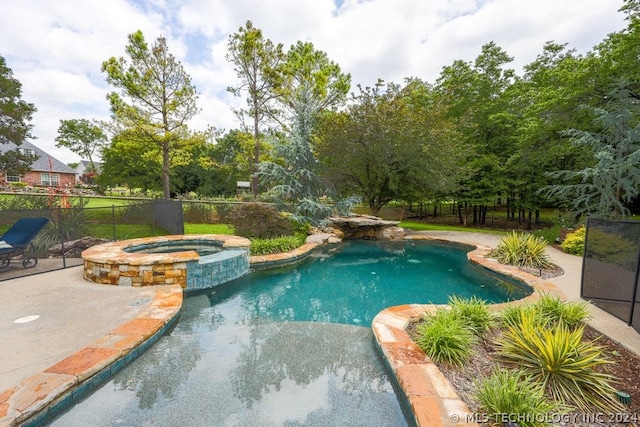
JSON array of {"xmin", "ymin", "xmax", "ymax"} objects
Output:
[
  {"xmin": 48, "ymin": 240, "xmax": 529, "ymax": 427},
  {"xmin": 208, "ymin": 239, "xmax": 528, "ymax": 326}
]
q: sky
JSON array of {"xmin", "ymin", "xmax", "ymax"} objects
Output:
[{"xmin": 0, "ymin": 0, "xmax": 629, "ymax": 164}]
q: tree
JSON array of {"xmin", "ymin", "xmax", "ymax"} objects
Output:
[
  {"xmin": 171, "ymin": 130, "xmax": 262, "ymax": 197},
  {"xmin": 544, "ymin": 88, "xmax": 640, "ymax": 219},
  {"xmin": 226, "ymin": 21, "xmax": 284, "ymax": 197},
  {"xmin": 316, "ymin": 80, "xmax": 467, "ymax": 216},
  {"xmin": 275, "ymin": 41, "xmax": 351, "ymax": 128},
  {"xmin": 97, "ymin": 129, "xmax": 162, "ymax": 194},
  {"xmin": 435, "ymin": 42, "xmax": 516, "ymax": 225},
  {"xmin": 102, "ymin": 30, "xmax": 201, "ymax": 199},
  {"xmin": 257, "ymin": 97, "xmax": 335, "ymax": 223},
  {"xmin": 55, "ymin": 118, "xmax": 107, "ymax": 173},
  {"xmin": 257, "ymin": 42, "xmax": 353, "ymax": 223},
  {"xmin": 0, "ymin": 55, "xmax": 37, "ymax": 174}
]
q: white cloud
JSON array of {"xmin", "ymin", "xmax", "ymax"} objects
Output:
[{"xmin": 0, "ymin": 0, "xmax": 627, "ymax": 164}]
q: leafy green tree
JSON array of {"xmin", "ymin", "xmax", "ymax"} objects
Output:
[
  {"xmin": 503, "ymin": 42, "xmax": 593, "ymax": 227},
  {"xmin": 227, "ymin": 21, "xmax": 284, "ymax": 197},
  {"xmin": 586, "ymin": 6, "xmax": 640, "ymax": 99},
  {"xmin": 544, "ymin": 88, "xmax": 640, "ymax": 219},
  {"xmin": 620, "ymin": 0, "xmax": 640, "ymax": 18},
  {"xmin": 316, "ymin": 80, "xmax": 467, "ymax": 216},
  {"xmin": 0, "ymin": 55, "xmax": 37, "ymax": 175},
  {"xmin": 97, "ymin": 129, "xmax": 161, "ymax": 194},
  {"xmin": 55, "ymin": 118, "xmax": 107, "ymax": 173},
  {"xmin": 102, "ymin": 30, "xmax": 202, "ymax": 199},
  {"xmin": 172, "ymin": 131, "xmax": 247, "ymax": 197},
  {"xmin": 435, "ymin": 42, "xmax": 516, "ymax": 224}
]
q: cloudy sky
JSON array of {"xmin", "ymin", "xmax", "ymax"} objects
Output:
[{"xmin": 0, "ymin": 0, "xmax": 628, "ymax": 164}]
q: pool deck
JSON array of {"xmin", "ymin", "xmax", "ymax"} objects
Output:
[{"xmin": 0, "ymin": 231, "xmax": 638, "ymax": 426}]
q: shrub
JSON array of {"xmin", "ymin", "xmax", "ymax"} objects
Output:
[
  {"xmin": 500, "ymin": 296, "xmax": 590, "ymax": 331},
  {"xmin": 560, "ymin": 226, "xmax": 585, "ymax": 256},
  {"xmin": 534, "ymin": 293, "xmax": 590, "ymax": 329},
  {"xmin": 497, "ymin": 309, "xmax": 621, "ymax": 412},
  {"xmin": 491, "ymin": 231, "xmax": 551, "ymax": 268},
  {"xmin": 474, "ymin": 368, "xmax": 563, "ymax": 427},
  {"xmin": 183, "ymin": 202, "xmax": 214, "ymax": 223},
  {"xmin": 448, "ymin": 295, "xmax": 495, "ymax": 335},
  {"xmin": 414, "ymin": 309, "xmax": 477, "ymax": 366},
  {"xmin": 32, "ymin": 206, "xmax": 89, "ymax": 254},
  {"xmin": 499, "ymin": 303, "xmax": 543, "ymax": 329},
  {"xmin": 227, "ymin": 202, "xmax": 294, "ymax": 239},
  {"xmin": 250, "ymin": 234, "xmax": 307, "ymax": 256},
  {"xmin": 119, "ymin": 201, "xmax": 153, "ymax": 225},
  {"xmin": 213, "ymin": 203, "xmax": 233, "ymax": 222}
]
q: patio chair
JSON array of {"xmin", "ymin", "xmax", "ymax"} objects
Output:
[{"xmin": 0, "ymin": 217, "xmax": 50, "ymax": 269}]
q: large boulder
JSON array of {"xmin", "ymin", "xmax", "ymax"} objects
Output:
[{"xmin": 327, "ymin": 216, "xmax": 405, "ymax": 240}]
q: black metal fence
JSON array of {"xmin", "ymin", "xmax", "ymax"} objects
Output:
[
  {"xmin": 581, "ymin": 217, "xmax": 640, "ymax": 333},
  {"xmin": 153, "ymin": 199, "xmax": 184, "ymax": 234},
  {"xmin": 0, "ymin": 199, "xmax": 191, "ymax": 281}
]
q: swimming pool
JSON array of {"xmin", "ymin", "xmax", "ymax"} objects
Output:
[
  {"xmin": 228, "ymin": 239, "xmax": 528, "ymax": 326},
  {"xmin": 48, "ymin": 240, "xmax": 529, "ymax": 426}
]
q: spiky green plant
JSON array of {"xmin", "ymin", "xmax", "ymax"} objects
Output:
[
  {"xmin": 491, "ymin": 231, "xmax": 552, "ymax": 268},
  {"xmin": 448, "ymin": 295, "xmax": 495, "ymax": 335},
  {"xmin": 534, "ymin": 293, "xmax": 590, "ymax": 329},
  {"xmin": 499, "ymin": 303, "xmax": 541, "ymax": 329},
  {"xmin": 414, "ymin": 309, "xmax": 477, "ymax": 366},
  {"xmin": 497, "ymin": 309, "xmax": 621, "ymax": 412},
  {"xmin": 475, "ymin": 368, "xmax": 564, "ymax": 427},
  {"xmin": 522, "ymin": 234, "xmax": 553, "ymax": 268}
]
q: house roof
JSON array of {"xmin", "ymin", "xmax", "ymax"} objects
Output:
[
  {"xmin": 77, "ymin": 159, "xmax": 102, "ymax": 173},
  {"xmin": 0, "ymin": 141, "xmax": 76, "ymax": 174}
]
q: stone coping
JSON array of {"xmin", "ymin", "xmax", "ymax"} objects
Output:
[
  {"xmin": 82, "ymin": 234, "xmax": 251, "ymax": 265},
  {"xmin": 0, "ymin": 285, "xmax": 183, "ymax": 427},
  {"xmin": 372, "ymin": 235, "xmax": 566, "ymax": 427}
]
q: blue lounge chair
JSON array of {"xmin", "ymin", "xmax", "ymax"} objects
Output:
[{"xmin": 0, "ymin": 217, "xmax": 50, "ymax": 269}]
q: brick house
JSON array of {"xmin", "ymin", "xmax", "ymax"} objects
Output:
[{"xmin": 0, "ymin": 141, "xmax": 77, "ymax": 188}]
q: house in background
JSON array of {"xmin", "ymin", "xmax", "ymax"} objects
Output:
[
  {"xmin": 0, "ymin": 141, "xmax": 76, "ymax": 188},
  {"xmin": 74, "ymin": 160, "xmax": 102, "ymax": 183}
]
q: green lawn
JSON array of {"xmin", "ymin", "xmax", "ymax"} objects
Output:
[
  {"xmin": 184, "ymin": 223, "xmax": 233, "ymax": 235},
  {"xmin": 85, "ymin": 223, "xmax": 234, "ymax": 240},
  {"xmin": 82, "ymin": 197, "xmax": 135, "ymax": 208},
  {"xmin": 400, "ymin": 221, "xmax": 506, "ymax": 235}
]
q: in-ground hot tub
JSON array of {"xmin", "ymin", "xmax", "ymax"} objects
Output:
[{"xmin": 82, "ymin": 234, "xmax": 251, "ymax": 292}]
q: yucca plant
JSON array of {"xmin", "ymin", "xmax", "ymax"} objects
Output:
[
  {"xmin": 491, "ymin": 231, "xmax": 522, "ymax": 266},
  {"xmin": 475, "ymin": 368, "xmax": 564, "ymax": 427},
  {"xmin": 448, "ymin": 295, "xmax": 495, "ymax": 336},
  {"xmin": 414, "ymin": 309, "xmax": 477, "ymax": 366},
  {"xmin": 534, "ymin": 293, "xmax": 591, "ymax": 329},
  {"xmin": 521, "ymin": 234, "xmax": 553, "ymax": 268},
  {"xmin": 491, "ymin": 231, "xmax": 552, "ymax": 269},
  {"xmin": 497, "ymin": 309, "xmax": 621, "ymax": 412}
]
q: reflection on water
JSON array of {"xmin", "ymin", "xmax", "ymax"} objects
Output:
[{"xmin": 49, "ymin": 293, "xmax": 407, "ymax": 426}]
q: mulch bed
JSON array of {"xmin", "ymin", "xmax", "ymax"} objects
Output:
[{"xmin": 407, "ymin": 321, "xmax": 640, "ymax": 427}]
